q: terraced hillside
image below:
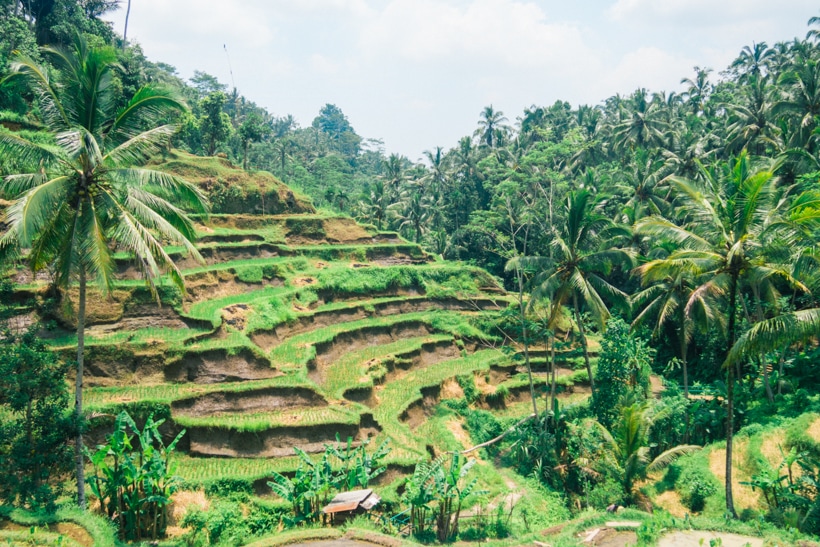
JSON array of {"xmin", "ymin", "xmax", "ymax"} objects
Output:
[{"xmin": 5, "ymin": 159, "xmax": 595, "ymax": 490}]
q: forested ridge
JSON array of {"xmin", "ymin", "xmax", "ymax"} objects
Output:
[{"xmin": 1, "ymin": 2, "xmax": 820, "ymax": 546}]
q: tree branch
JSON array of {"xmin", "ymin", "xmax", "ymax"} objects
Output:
[{"xmin": 461, "ymin": 413, "xmax": 536, "ymax": 454}]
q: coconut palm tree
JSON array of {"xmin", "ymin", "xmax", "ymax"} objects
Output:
[
  {"xmin": 731, "ymin": 42, "xmax": 774, "ymax": 83},
  {"xmin": 725, "ymin": 308, "xmax": 820, "ymax": 369},
  {"xmin": 631, "ymin": 258, "xmax": 722, "ymax": 397},
  {"xmin": 476, "ymin": 105, "xmax": 509, "ymax": 149},
  {"xmin": 531, "ymin": 189, "xmax": 633, "ymax": 396},
  {"xmin": 599, "ymin": 399, "xmax": 701, "ymax": 500},
  {"xmin": 0, "ymin": 35, "xmax": 208, "ymax": 508},
  {"xmin": 635, "ymin": 151, "xmax": 802, "ymax": 517},
  {"xmin": 612, "ymin": 89, "xmax": 668, "ymax": 153}
]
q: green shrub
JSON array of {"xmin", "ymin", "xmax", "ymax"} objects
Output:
[
  {"xmin": 205, "ymin": 478, "xmax": 254, "ymax": 499},
  {"xmin": 464, "ymin": 409, "xmax": 502, "ymax": 447},
  {"xmin": 673, "ymin": 454, "xmax": 719, "ymax": 512},
  {"xmin": 591, "ymin": 317, "xmax": 653, "ymax": 430},
  {"xmin": 585, "ymin": 477, "xmax": 624, "ymax": 510},
  {"xmin": 456, "ymin": 374, "xmax": 479, "ymax": 404}
]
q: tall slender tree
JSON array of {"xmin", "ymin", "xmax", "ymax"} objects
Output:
[
  {"xmin": 636, "ymin": 151, "xmax": 803, "ymax": 517},
  {"xmin": 0, "ymin": 34, "xmax": 208, "ymax": 508}
]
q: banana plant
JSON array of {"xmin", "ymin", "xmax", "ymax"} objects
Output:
[{"xmin": 86, "ymin": 411, "xmax": 185, "ymax": 541}]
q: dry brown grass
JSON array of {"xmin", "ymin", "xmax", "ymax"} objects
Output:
[
  {"xmin": 168, "ymin": 490, "xmax": 210, "ymax": 529},
  {"xmin": 808, "ymin": 417, "xmax": 820, "ymax": 443},
  {"xmin": 439, "ymin": 378, "xmax": 464, "ymax": 400},
  {"xmin": 760, "ymin": 430, "xmax": 787, "ymax": 467},
  {"xmin": 323, "ymin": 218, "xmax": 371, "ymax": 242},
  {"xmin": 446, "ymin": 419, "xmax": 472, "ymax": 451},
  {"xmin": 654, "ymin": 490, "xmax": 688, "ymax": 518},
  {"xmin": 709, "ymin": 439, "xmax": 762, "ymax": 512}
]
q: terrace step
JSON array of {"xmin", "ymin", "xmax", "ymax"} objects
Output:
[
  {"xmin": 251, "ymin": 296, "xmax": 504, "ymax": 350},
  {"xmin": 186, "ymin": 412, "xmax": 380, "ymax": 458},
  {"xmin": 166, "ymin": 348, "xmax": 280, "ymax": 384},
  {"xmin": 171, "ymin": 385, "xmax": 327, "ymax": 417}
]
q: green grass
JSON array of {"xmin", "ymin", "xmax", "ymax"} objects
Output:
[
  {"xmin": 0, "ymin": 506, "xmax": 117, "ymax": 547},
  {"xmin": 321, "ymin": 334, "xmax": 453, "ymax": 398},
  {"xmin": 47, "ymin": 325, "xmax": 209, "ymax": 350},
  {"xmin": 175, "ymin": 454, "xmax": 302, "ymax": 483},
  {"xmin": 373, "ymin": 349, "xmax": 504, "ymax": 454},
  {"xmin": 85, "ymin": 375, "xmax": 310, "ymax": 409},
  {"xmin": 186, "ymin": 284, "xmax": 292, "ymax": 326},
  {"xmin": 174, "ymin": 404, "xmax": 361, "ymax": 432},
  {"xmin": 268, "ymin": 310, "xmax": 489, "ymax": 371}
]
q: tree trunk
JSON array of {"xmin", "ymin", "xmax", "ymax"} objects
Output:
[
  {"xmin": 680, "ymin": 315, "xmax": 689, "ymax": 399},
  {"xmin": 725, "ymin": 274, "xmax": 738, "ymax": 519},
  {"xmin": 123, "ymin": 0, "xmax": 132, "ymax": 44},
  {"xmin": 573, "ymin": 294, "xmax": 595, "ymax": 396},
  {"xmin": 517, "ymin": 267, "xmax": 538, "ymax": 416},
  {"xmin": 762, "ymin": 357, "xmax": 774, "ymax": 403},
  {"xmin": 549, "ymin": 330, "xmax": 557, "ymax": 421},
  {"xmin": 777, "ymin": 344, "xmax": 789, "ymax": 396},
  {"xmin": 75, "ymin": 268, "xmax": 87, "ymax": 509}
]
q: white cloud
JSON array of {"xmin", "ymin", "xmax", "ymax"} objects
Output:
[
  {"xmin": 123, "ymin": 0, "xmax": 275, "ymax": 50},
  {"xmin": 102, "ymin": 1, "xmax": 820, "ymax": 157},
  {"xmin": 603, "ymin": 47, "xmax": 697, "ymax": 97},
  {"xmin": 358, "ymin": 0, "xmax": 596, "ymax": 69},
  {"xmin": 609, "ymin": 0, "xmax": 816, "ymax": 25}
]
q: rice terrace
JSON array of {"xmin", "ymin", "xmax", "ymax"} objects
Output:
[{"xmin": 1, "ymin": 2, "xmax": 820, "ymax": 547}]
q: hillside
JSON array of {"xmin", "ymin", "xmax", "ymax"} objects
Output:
[
  {"xmin": 3, "ymin": 153, "xmax": 598, "ymax": 493},
  {"xmin": 150, "ymin": 150, "xmax": 315, "ymax": 215}
]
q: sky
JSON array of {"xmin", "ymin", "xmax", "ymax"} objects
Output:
[{"xmin": 104, "ymin": 0, "xmax": 819, "ymax": 160}]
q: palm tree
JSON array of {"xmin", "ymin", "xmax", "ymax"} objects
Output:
[
  {"xmin": 775, "ymin": 58, "xmax": 820, "ymax": 151},
  {"xmin": 725, "ymin": 75, "xmax": 781, "ymax": 155},
  {"xmin": 731, "ymin": 42, "xmax": 773, "ymax": 83},
  {"xmin": 612, "ymin": 89, "xmax": 668, "ymax": 152},
  {"xmin": 389, "ymin": 183, "xmax": 430, "ymax": 243},
  {"xmin": 631, "ymin": 259, "xmax": 721, "ymax": 397},
  {"xmin": 680, "ymin": 66, "xmax": 713, "ymax": 116},
  {"xmin": 476, "ymin": 105, "xmax": 509, "ymax": 148},
  {"xmin": 635, "ymin": 151, "xmax": 800, "ymax": 517},
  {"xmin": 725, "ymin": 308, "xmax": 820, "ymax": 369},
  {"xmin": 0, "ymin": 35, "xmax": 208, "ymax": 508},
  {"xmin": 599, "ymin": 399, "xmax": 701, "ymax": 500},
  {"xmin": 532, "ymin": 189, "xmax": 633, "ymax": 396}
]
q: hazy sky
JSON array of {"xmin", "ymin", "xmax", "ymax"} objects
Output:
[{"xmin": 104, "ymin": 1, "xmax": 818, "ymax": 160}]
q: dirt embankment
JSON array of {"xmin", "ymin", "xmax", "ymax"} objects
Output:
[
  {"xmin": 117, "ymin": 244, "xmax": 283, "ymax": 278},
  {"xmin": 165, "ymin": 348, "xmax": 280, "ymax": 384},
  {"xmin": 187, "ymin": 415, "xmax": 380, "ymax": 458},
  {"xmin": 400, "ymin": 385, "xmax": 442, "ymax": 429},
  {"xmin": 172, "ymin": 386, "xmax": 327, "ymax": 417},
  {"xmin": 313, "ymin": 321, "xmax": 434, "ymax": 369}
]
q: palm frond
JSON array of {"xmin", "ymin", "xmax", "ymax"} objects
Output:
[
  {"xmin": 647, "ymin": 445, "xmax": 702, "ymax": 472},
  {"xmin": 725, "ymin": 308, "xmax": 820, "ymax": 368},
  {"xmin": 104, "ymin": 125, "xmax": 177, "ymax": 167}
]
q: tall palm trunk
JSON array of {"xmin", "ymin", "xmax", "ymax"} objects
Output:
[
  {"xmin": 680, "ymin": 307, "xmax": 689, "ymax": 398},
  {"xmin": 725, "ymin": 273, "xmax": 738, "ymax": 519},
  {"xmin": 516, "ymin": 267, "xmax": 538, "ymax": 416},
  {"xmin": 123, "ymin": 0, "xmax": 132, "ymax": 43},
  {"xmin": 573, "ymin": 294, "xmax": 595, "ymax": 396},
  {"xmin": 549, "ymin": 331, "xmax": 557, "ymax": 416},
  {"xmin": 75, "ymin": 268, "xmax": 87, "ymax": 509}
]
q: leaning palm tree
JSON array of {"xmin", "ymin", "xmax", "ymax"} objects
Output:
[
  {"xmin": 531, "ymin": 189, "xmax": 633, "ymax": 396},
  {"xmin": 0, "ymin": 35, "xmax": 208, "ymax": 508}
]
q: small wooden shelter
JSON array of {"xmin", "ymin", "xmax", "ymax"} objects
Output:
[{"xmin": 322, "ymin": 489, "xmax": 381, "ymax": 522}]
